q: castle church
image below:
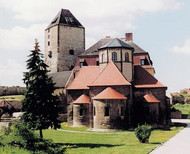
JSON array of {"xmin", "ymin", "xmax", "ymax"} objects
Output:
[{"xmin": 45, "ymin": 9, "xmax": 171, "ymax": 130}]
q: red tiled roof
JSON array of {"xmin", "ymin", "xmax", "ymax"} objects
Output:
[
  {"xmin": 92, "ymin": 87, "xmax": 127, "ymax": 100},
  {"xmin": 67, "ymin": 66, "xmax": 99, "ymax": 90},
  {"xmin": 73, "ymin": 94, "xmax": 90, "ymax": 104},
  {"xmin": 134, "ymin": 66, "xmax": 166, "ymax": 88},
  {"xmin": 144, "ymin": 94, "xmax": 160, "ymax": 103},
  {"xmin": 89, "ymin": 61, "xmax": 131, "ymax": 87},
  {"xmin": 0, "ymin": 99, "xmax": 12, "ymax": 107}
]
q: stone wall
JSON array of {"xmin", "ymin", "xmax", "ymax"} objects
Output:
[{"xmin": 93, "ymin": 99, "xmax": 127, "ymax": 129}]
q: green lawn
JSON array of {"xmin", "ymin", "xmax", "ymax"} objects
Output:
[
  {"xmin": 0, "ymin": 95, "xmax": 24, "ymax": 102},
  {"xmin": 0, "ymin": 125, "xmax": 183, "ymax": 154}
]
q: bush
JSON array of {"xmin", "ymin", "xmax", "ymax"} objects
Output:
[
  {"xmin": 0, "ymin": 121, "xmax": 64, "ymax": 153},
  {"xmin": 135, "ymin": 124, "xmax": 152, "ymax": 143}
]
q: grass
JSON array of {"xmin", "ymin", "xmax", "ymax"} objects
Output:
[
  {"xmin": 0, "ymin": 124, "xmax": 184, "ymax": 154},
  {"xmin": 0, "ymin": 95, "xmax": 24, "ymax": 102}
]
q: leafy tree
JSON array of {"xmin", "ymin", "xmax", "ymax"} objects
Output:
[{"xmin": 22, "ymin": 40, "xmax": 59, "ymax": 138}]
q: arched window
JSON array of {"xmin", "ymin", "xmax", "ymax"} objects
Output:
[
  {"xmin": 102, "ymin": 53, "xmax": 104, "ymax": 62},
  {"xmin": 79, "ymin": 105, "xmax": 84, "ymax": 116},
  {"xmin": 112, "ymin": 52, "xmax": 117, "ymax": 61},
  {"xmin": 125, "ymin": 53, "xmax": 129, "ymax": 62},
  {"xmin": 105, "ymin": 106, "xmax": 109, "ymax": 116}
]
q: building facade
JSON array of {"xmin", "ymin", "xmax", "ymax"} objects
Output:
[{"xmin": 47, "ymin": 9, "xmax": 171, "ymax": 130}]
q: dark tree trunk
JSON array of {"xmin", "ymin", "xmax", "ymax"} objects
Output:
[{"xmin": 39, "ymin": 128, "xmax": 43, "ymax": 138}]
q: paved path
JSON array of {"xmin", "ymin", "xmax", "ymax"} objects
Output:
[{"xmin": 150, "ymin": 119, "xmax": 190, "ymax": 154}]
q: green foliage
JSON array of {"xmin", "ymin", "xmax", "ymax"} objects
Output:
[
  {"xmin": 135, "ymin": 124, "xmax": 152, "ymax": 143},
  {"xmin": 22, "ymin": 40, "xmax": 59, "ymax": 138},
  {"xmin": 0, "ymin": 121, "xmax": 64, "ymax": 153}
]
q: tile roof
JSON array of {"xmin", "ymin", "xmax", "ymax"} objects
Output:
[
  {"xmin": 99, "ymin": 38, "xmax": 134, "ymax": 50},
  {"xmin": 67, "ymin": 66, "xmax": 99, "ymax": 90},
  {"xmin": 49, "ymin": 71, "xmax": 72, "ymax": 88},
  {"xmin": 47, "ymin": 9, "xmax": 83, "ymax": 29},
  {"xmin": 89, "ymin": 61, "xmax": 131, "ymax": 87},
  {"xmin": 73, "ymin": 94, "xmax": 90, "ymax": 104},
  {"xmin": 143, "ymin": 94, "xmax": 160, "ymax": 103},
  {"xmin": 92, "ymin": 87, "xmax": 127, "ymax": 100},
  {"xmin": 83, "ymin": 38, "xmax": 112, "ymax": 56},
  {"xmin": 0, "ymin": 99, "xmax": 13, "ymax": 107},
  {"xmin": 134, "ymin": 66, "xmax": 166, "ymax": 88}
]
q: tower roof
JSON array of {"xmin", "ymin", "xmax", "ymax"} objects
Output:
[
  {"xmin": 92, "ymin": 87, "xmax": 127, "ymax": 100},
  {"xmin": 89, "ymin": 61, "xmax": 131, "ymax": 87},
  {"xmin": 98, "ymin": 38, "xmax": 134, "ymax": 50},
  {"xmin": 73, "ymin": 94, "xmax": 90, "ymax": 104},
  {"xmin": 47, "ymin": 9, "xmax": 84, "ymax": 29}
]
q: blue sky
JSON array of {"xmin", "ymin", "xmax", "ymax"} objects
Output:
[{"xmin": 0, "ymin": 0, "xmax": 189, "ymax": 94}]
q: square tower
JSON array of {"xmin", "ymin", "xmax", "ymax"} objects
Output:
[{"xmin": 44, "ymin": 9, "xmax": 85, "ymax": 72}]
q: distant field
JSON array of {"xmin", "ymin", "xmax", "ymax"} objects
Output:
[
  {"xmin": 0, "ymin": 95, "xmax": 24, "ymax": 102},
  {"xmin": 173, "ymin": 103, "xmax": 190, "ymax": 117}
]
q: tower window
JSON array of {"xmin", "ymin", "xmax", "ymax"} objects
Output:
[
  {"xmin": 112, "ymin": 52, "xmax": 117, "ymax": 61},
  {"xmin": 102, "ymin": 53, "xmax": 104, "ymax": 63},
  {"xmin": 65, "ymin": 17, "xmax": 69, "ymax": 23},
  {"xmin": 105, "ymin": 106, "xmax": 109, "ymax": 116},
  {"xmin": 48, "ymin": 35, "xmax": 50, "ymax": 39},
  {"xmin": 48, "ymin": 29, "xmax": 50, "ymax": 33},
  {"xmin": 96, "ymin": 60, "xmax": 99, "ymax": 66},
  {"xmin": 94, "ymin": 106, "xmax": 96, "ymax": 116},
  {"xmin": 48, "ymin": 41, "xmax": 50, "ymax": 46},
  {"xmin": 69, "ymin": 49, "xmax": 74, "ymax": 55},
  {"xmin": 125, "ymin": 53, "xmax": 129, "ymax": 62},
  {"xmin": 48, "ymin": 51, "xmax": 52, "ymax": 58}
]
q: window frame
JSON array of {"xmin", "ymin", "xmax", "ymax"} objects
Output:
[{"xmin": 112, "ymin": 52, "xmax": 117, "ymax": 61}]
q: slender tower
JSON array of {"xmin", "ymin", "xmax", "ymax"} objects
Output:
[{"xmin": 44, "ymin": 9, "xmax": 85, "ymax": 73}]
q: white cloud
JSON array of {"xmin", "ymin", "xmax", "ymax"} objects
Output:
[
  {"xmin": 0, "ymin": 59, "xmax": 25, "ymax": 86},
  {"xmin": 171, "ymin": 39, "xmax": 190, "ymax": 55}
]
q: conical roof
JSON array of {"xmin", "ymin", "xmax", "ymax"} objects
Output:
[
  {"xmin": 89, "ymin": 61, "xmax": 131, "ymax": 87},
  {"xmin": 47, "ymin": 9, "xmax": 83, "ymax": 29},
  {"xmin": 92, "ymin": 87, "xmax": 127, "ymax": 100},
  {"xmin": 99, "ymin": 38, "xmax": 134, "ymax": 50},
  {"xmin": 73, "ymin": 94, "xmax": 90, "ymax": 104}
]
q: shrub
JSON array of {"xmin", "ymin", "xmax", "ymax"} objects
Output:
[{"xmin": 135, "ymin": 124, "xmax": 152, "ymax": 143}]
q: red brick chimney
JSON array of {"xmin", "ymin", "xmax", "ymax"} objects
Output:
[{"xmin": 125, "ymin": 33, "xmax": 133, "ymax": 41}]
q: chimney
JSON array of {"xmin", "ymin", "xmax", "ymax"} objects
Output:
[
  {"xmin": 105, "ymin": 36, "xmax": 111, "ymax": 39},
  {"xmin": 125, "ymin": 33, "xmax": 133, "ymax": 41}
]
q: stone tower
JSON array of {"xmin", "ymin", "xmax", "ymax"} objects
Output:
[{"xmin": 44, "ymin": 9, "xmax": 85, "ymax": 73}]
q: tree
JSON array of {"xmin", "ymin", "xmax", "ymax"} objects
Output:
[{"xmin": 22, "ymin": 40, "xmax": 59, "ymax": 138}]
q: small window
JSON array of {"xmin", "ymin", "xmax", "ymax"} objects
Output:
[
  {"xmin": 80, "ymin": 105, "xmax": 84, "ymax": 116},
  {"xmin": 125, "ymin": 53, "xmax": 129, "ymax": 62},
  {"xmin": 48, "ymin": 29, "xmax": 50, "ymax": 33},
  {"xmin": 48, "ymin": 35, "xmax": 50, "ymax": 39},
  {"xmin": 141, "ymin": 59, "xmax": 145, "ymax": 65},
  {"xmin": 48, "ymin": 51, "xmax": 52, "ymax": 58},
  {"xmin": 94, "ymin": 106, "xmax": 96, "ymax": 116},
  {"xmin": 80, "ymin": 62, "xmax": 84, "ymax": 68},
  {"xmin": 69, "ymin": 17, "xmax": 74, "ymax": 23},
  {"xmin": 102, "ymin": 53, "xmax": 104, "ymax": 63},
  {"xmin": 112, "ymin": 52, "xmax": 117, "ymax": 61},
  {"xmin": 96, "ymin": 61, "xmax": 99, "ymax": 66},
  {"xmin": 69, "ymin": 49, "xmax": 74, "ymax": 55},
  {"xmin": 105, "ymin": 106, "xmax": 109, "ymax": 116},
  {"xmin": 120, "ymin": 106, "xmax": 125, "ymax": 116},
  {"xmin": 48, "ymin": 41, "xmax": 50, "ymax": 46}
]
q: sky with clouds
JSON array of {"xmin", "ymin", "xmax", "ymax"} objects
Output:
[{"xmin": 0, "ymin": 0, "xmax": 189, "ymax": 94}]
